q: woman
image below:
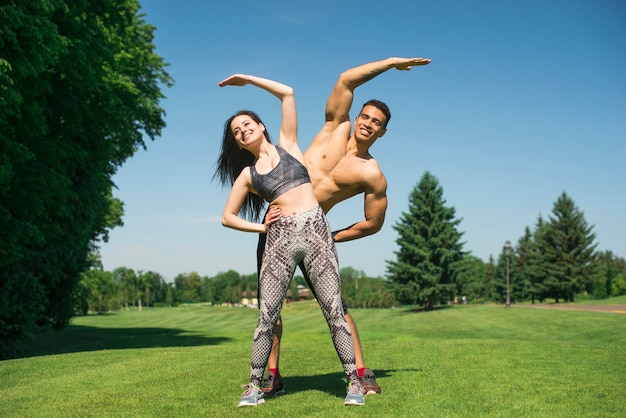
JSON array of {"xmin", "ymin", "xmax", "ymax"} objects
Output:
[{"xmin": 214, "ymin": 74, "xmax": 365, "ymax": 407}]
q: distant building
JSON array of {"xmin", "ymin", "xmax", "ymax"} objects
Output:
[{"xmin": 240, "ymin": 285, "xmax": 311, "ymax": 307}]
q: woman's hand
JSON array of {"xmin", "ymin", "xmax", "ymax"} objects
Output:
[
  {"xmin": 218, "ymin": 74, "xmax": 250, "ymax": 87},
  {"xmin": 263, "ymin": 206, "xmax": 281, "ymax": 232}
]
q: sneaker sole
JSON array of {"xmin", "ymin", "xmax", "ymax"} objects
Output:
[
  {"xmin": 238, "ymin": 398, "xmax": 265, "ymax": 407},
  {"xmin": 261, "ymin": 388, "xmax": 286, "ymax": 397},
  {"xmin": 344, "ymin": 400, "xmax": 365, "ymax": 406}
]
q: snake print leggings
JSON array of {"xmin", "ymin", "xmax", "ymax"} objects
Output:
[{"xmin": 249, "ymin": 206, "xmax": 357, "ymax": 387}]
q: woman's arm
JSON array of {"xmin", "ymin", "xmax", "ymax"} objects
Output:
[
  {"xmin": 218, "ymin": 74, "xmax": 298, "ymax": 154},
  {"xmin": 221, "ymin": 168, "xmax": 265, "ymax": 233}
]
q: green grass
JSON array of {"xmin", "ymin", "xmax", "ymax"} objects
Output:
[
  {"xmin": 564, "ymin": 294, "xmax": 626, "ymax": 305},
  {"xmin": 2, "ymin": 300, "xmax": 625, "ymax": 417},
  {"xmin": 516, "ymin": 294, "xmax": 626, "ymax": 306}
]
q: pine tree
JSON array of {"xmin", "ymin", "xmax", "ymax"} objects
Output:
[
  {"xmin": 515, "ymin": 227, "xmax": 533, "ymax": 301},
  {"xmin": 492, "ymin": 246, "xmax": 519, "ymax": 305},
  {"xmin": 594, "ymin": 251, "xmax": 626, "ymax": 298},
  {"xmin": 386, "ymin": 172, "xmax": 465, "ymax": 309},
  {"xmin": 526, "ymin": 215, "xmax": 550, "ymax": 302},
  {"xmin": 455, "ymin": 255, "xmax": 487, "ymax": 302},
  {"xmin": 540, "ymin": 192, "xmax": 598, "ymax": 302}
]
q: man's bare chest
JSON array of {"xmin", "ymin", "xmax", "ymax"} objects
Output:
[{"xmin": 327, "ymin": 158, "xmax": 370, "ymax": 194}]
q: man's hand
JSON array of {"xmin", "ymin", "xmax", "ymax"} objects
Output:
[{"xmin": 393, "ymin": 57, "xmax": 431, "ymax": 71}]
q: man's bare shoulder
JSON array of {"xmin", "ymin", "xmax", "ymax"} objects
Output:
[
  {"xmin": 306, "ymin": 122, "xmax": 352, "ymax": 153},
  {"xmin": 305, "ymin": 122, "xmax": 352, "ymax": 174},
  {"xmin": 363, "ymin": 159, "xmax": 387, "ymax": 194}
]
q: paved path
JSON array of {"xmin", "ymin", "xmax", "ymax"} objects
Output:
[{"xmin": 517, "ymin": 304, "xmax": 626, "ymax": 314}]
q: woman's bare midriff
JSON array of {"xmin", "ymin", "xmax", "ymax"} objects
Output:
[{"xmin": 269, "ymin": 183, "xmax": 319, "ymax": 216}]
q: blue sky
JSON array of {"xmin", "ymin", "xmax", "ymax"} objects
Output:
[{"xmin": 99, "ymin": 0, "xmax": 625, "ymax": 280}]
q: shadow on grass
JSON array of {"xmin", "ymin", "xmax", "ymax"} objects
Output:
[
  {"xmin": 9, "ymin": 324, "xmax": 231, "ymax": 360},
  {"xmin": 268, "ymin": 368, "xmax": 420, "ymax": 401},
  {"xmin": 401, "ymin": 304, "xmax": 455, "ymax": 314}
]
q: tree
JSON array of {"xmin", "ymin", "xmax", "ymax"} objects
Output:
[
  {"xmin": 79, "ymin": 269, "xmax": 118, "ymax": 313},
  {"xmin": 288, "ymin": 275, "xmax": 300, "ymax": 302},
  {"xmin": 593, "ymin": 251, "xmax": 626, "ymax": 299},
  {"xmin": 492, "ymin": 245, "xmax": 521, "ymax": 305},
  {"xmin": 454, "ymin": 255, "xmax": 487, "ymax": 302},
  {"xmin": 514, "ymin": 225, "xmax": 546, "ymax": 303},
  {"xmin": 339, "ymin": 267, "xmax": 396, "ymax": 308},
  {"xmin": 174, "ymin": 272, "xmax": 205, "ymax": 304},
  {"xmin": 206, "ymin": 270, "xmax": 238, "ymax": 304},
  {"xmin": 386, "ymin": 172, "xmax": 466, "ymax": 309},
  {"xmin": 0, "ymin": 0, "xmax": 172, "ymax": 356},
  {"xmin": 520, "ymin": 215, "xmax": 550, "ymax": 303},
  {"xmin": 483, "ymin": 255, "xmax": 496, "ymax": 301},
  {"xmin": 140, "ymin": 271, "xmax": 167, "ymax": 306},
  {"xmin": 539, "ymin": 192, "xmax": 598, "ymax": 302},
  {"xmin": 112, "ymin": 267, "xmax": 137, "ymax": 308},
  {"xmin": 340, "ymin": 267, "xmax": 367, "ymax": 306}
]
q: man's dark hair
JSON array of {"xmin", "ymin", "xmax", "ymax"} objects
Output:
[{"xmin": 361, "ymin": 99, "xmax": 391, "ymax": 128}]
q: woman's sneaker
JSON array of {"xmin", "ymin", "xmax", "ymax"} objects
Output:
[
  {"xmin": 359, "ymin": 368, "xmax": 381, "ymax": 395},
  {"xmin": 344, "ymin": 381, "xmax": 365, "ymax": 406},
  {"xmin": 238, "ymin": 384, "xmax": 265, "ymax": 407},
  {"xmin": 261, "ymin": 371, "xmax": 285, "ymax": 397}
]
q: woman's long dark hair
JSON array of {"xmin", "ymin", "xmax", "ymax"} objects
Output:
[{"xmin": 212, "ymin": 110, "xmax": 271, "ymax": 222}]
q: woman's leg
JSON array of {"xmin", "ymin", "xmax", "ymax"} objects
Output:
[
  {"xmin": 249, "ymin": 222, "xmax": 297, "ymax": 387},
  {"xmin": 300, "ymin": 208, "xmax": 358, "ymax": 381}
]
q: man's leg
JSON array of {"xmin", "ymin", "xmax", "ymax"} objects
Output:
[
  {"xmin": 267, "ymin": 318, "xmax": 282, "ymax": 370},
  {"xmin": 300, "ymin": 260, "xmax": 381, "ymax": 394},
  {"xmin": 344, "ymin": 310, "xmax": 381, "ymax": 394},
  {"xmin": 345, "ymin": 312, "xmax": 365, "ymax": 369}
]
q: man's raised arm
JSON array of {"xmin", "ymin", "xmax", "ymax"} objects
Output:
[{"xmin": 325, "ymin": 57, "xmax": 432, "ymax": 125}]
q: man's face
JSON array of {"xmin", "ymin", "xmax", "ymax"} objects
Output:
[{"xmin": 354, "ymin": 105, "xmax": 387, "ymax": 142}]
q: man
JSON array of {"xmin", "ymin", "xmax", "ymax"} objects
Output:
[{"xmin": 259, "ymin": 56, "xmax": 431, "ymax": 396}]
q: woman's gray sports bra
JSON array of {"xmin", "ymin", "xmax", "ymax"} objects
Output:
[{"xmin": 250, "ymin": 146, "xmax": 311, "ymax": 202}]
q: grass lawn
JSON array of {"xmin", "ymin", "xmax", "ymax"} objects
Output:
[{"xmin": 1, "ymin": 298, "xmax": 625, "ymax": 417}]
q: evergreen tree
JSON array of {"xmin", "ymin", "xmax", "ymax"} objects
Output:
[
  {"xmin": 454, "ymin": 255, "xmax": 487, "ymax": 302},
  {"xmin": 540, "ymin": 192, "xmax": 598, "ymax": 302},
  {"xmin": 593, "ymin": 251, "xmax": 626, "ymax": 299},
  {"xmin": 386, "ymin": 172, "xmax": 465, "ymax": 309},
  {"xmin": 514, "ymin": 228, "xmax": 533, "ymax": 301},
  {"xmin": 491, "ymin": 242, "xmax": 522, "ymax": 305},
  {"xmin": 492, "ymin": 247, "xmax": 514, "ymax": 305},
  {"xmin": 515, "ymin": 225, "xmax": 551, "ymax": 303},
  {"xmin": 525, "ymin": 215, "xmax": 550, "ymax": 302}
]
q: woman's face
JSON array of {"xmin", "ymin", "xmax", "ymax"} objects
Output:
[{"xmin": 231, "ymin": 115, "xmax": 265, "ymax": 149}]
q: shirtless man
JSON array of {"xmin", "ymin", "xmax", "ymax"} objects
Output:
[{"xmin": 258, "ymin": 56, "xmax": 431, "ymax": 396}]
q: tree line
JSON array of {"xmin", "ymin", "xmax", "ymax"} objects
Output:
[
  {"xmin": 77, "ymin": 170, "xmax": 626, "ymax": 313},
  {"xmin": 386, "ymin": 172, "xmax": 626, "ymax": 308},
  {"xmin": 75, "ymin": 262, "xmax": 401, "ymax": 314},
  {"xmin": 80, "ymin": 171, "xmax": 620, "ymax": 316}
]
